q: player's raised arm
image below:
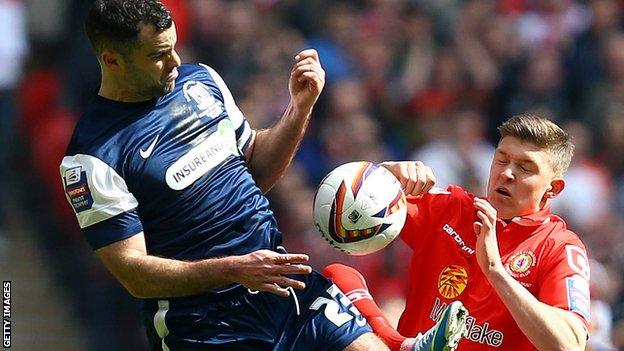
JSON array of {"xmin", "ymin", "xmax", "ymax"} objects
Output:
[
  {"xmin": 245, "ymin": 49, "xmax": 325, "ymax": 192},
  {"xmin": 473, "ymin": 197, "xmax": 588, "ymax": 350},
  {"xmin": 96, "ymin": 233, "xmax": 312, "ymax": 298}
]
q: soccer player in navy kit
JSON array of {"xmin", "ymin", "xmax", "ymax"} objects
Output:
[
  {"xmin": 60, "ymin": 1, "xmax": 384, "ymax": 350},
  {"xmin": 60, "ymin": 1, "xmax": 462, "ymax": 350}
]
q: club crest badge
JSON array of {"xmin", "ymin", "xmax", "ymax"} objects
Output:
[
  {"xmin": 506, "ymin": 251, "xmax": 536, "ymax": 278},
  {"xmin": 183, "ymin": 81, "xmax": 225, "ymax": 119}
]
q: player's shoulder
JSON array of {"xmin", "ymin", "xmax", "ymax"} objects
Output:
[
  {"xmin": 405, "ymin": 184, "xmax": 473, "ymax": 213},
  {"xmin": 178, "ymin": 63, "xmax": 222, "ymax": 83},
  {"xmin": 541, "ymin": 216, "xmax": 588, "ymax": 258},
  {"xmin": 545, "ymin": 215, "xmax": 584, "ymax": 243}
]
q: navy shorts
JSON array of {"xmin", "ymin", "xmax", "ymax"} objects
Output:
[{"xmin": 142, "ymin": 271, "xmax": 372, "ymax": 350}]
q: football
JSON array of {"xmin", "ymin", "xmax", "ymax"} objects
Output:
[{"xmin": 313, "ymin": 161, "xmax": 407, "ymax": 255}]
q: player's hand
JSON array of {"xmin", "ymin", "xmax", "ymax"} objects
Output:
[
  {"xmin": 289, "ymin": 49, "xmax": 325, "ymax": 116},
  {"xmin": 473, "ymin": 198, "xmax": 505, "ymax": 276},
  {"xmin": 233, "ymin": 249, "xmax": 312, "ymax": 297},
  {"xmin": 379, "ymin": 161, "xmax": 436, "ymax": 195}
]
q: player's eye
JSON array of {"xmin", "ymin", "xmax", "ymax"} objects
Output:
[{"xmin": 519, "ymin": 165, "xmax": 531, "ymax": 173}]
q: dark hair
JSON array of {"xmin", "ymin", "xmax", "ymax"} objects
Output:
[
  {"xmin": 498, "ymin": 114, "xmax": 575, "ymax": 177},
  {"xmin": 85, "ymin": 0, "xmax": 172, "ymax": 56}
]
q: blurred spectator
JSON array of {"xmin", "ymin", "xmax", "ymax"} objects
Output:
[
  {"xmin": 588, "ymin": 260, "xmax": 619, "ymax": 351},
  {"xmin": 0, "ymin": 0, "xmax": 28, "ymax": 230},
  {"xmin": 515, "ymin": 0, "xmax": 590, "ymax": 52},
  {"xmin": 551, "ymin": 121, "xmax": 613, "ymax": 230},
  {"xmin": 410, "ymin": 109, "xmax": 494, "ymax": 194},
  {"xmin": 506, "ymin": 50, "xmax": 568, "ymax": 120}
]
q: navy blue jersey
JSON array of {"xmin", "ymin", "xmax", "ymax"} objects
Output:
[{"xmin": 60, "ymin": 64, "xmax": 281, "ymax": 260}]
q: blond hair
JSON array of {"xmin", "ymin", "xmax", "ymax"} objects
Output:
[{"xmin": 498, "ymin": 114, "xmax": 574, "ymax": 177}]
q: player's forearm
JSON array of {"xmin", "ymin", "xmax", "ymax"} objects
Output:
[
  {"xmin": 486, "ymin": 268, "xmax": 586, "ymax": 351},
  {"xmin": 247, "ymin": 101, "xmax": 311, "ymax": 192},
  {"xmin": 108, "ymin": 251, "xmax": 238, "ymax": 298}
]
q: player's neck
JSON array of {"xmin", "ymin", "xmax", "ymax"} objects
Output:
[{"xmin": 99, "ymin": 73, "xmax": 152, "ymax": 103}]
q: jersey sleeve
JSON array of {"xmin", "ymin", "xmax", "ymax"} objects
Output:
[
  {"xmin": 400, "ymin": 187, "xmax": 454, "ymax": 250},
  {"xmin": 60, "ymin": 154, "xmax": 143, "ymax": 250},
  {"xmin": 200, "ymin": 63, "xmax": 255, "ymax": 154},
  {"xmin": 537, "ymin": 240, "xmax": 591, "ymax": 329}
]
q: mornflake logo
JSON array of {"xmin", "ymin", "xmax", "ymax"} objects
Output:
[
  {"xmin": 430, "ymin": 297, "xmax": 504, "ymax": 347},
  {"xmin": 442, "ymin": 224, "xmax": 475, "ymax": 254},
  {"xmin": 165, "ymin": 120, "xmax": 239, "ymax": 190}
]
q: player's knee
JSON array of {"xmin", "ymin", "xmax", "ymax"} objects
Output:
[{"xmin": 343, "ymin": 332, "xmax": 389, "ymax": 351}]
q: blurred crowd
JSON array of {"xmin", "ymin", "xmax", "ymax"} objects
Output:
[{"xmin": 2, "ymin": 0, "xmax": 624, "ymax": 349}]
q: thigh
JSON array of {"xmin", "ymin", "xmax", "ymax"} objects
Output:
[{"xmin": 277, "ymin": 271, "xmax": 373, "ymax": 351}]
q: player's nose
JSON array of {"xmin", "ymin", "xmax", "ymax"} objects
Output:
[
  {"xmin": 500, "ymin": 167, "xmax": 514, "ymax": 181},
  {"xmin": 169, "ymin": 49, "xmax": 181, "ymax": 69}
]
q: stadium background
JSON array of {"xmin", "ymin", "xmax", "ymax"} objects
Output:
[{"xmin": 0, "ymin": 0, "xmax": 623, "ymax": 349}]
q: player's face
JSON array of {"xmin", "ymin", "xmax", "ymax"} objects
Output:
[
  {"xmin": 123, "ymin": 23, "xmax": 181, "ymax": 99},
  {"xmin": 486, "ymin": 136, "xmax": 559, "ymax": 219}
]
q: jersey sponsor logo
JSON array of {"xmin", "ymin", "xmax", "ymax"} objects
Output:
[
  {"xmin": 566, "ymin": 274, "xmax": 590, "ymax": 321},
  {"xmin": 139, "ymin": 134, "xmax": 160, "ymax": 159},
  {"xmin": 438, "ymin": 265, "xmax": 468, "ymax": 298},
  {"xmin": 63, "ymin": 166, "xmax": 94, "ymax": 213},
  {"xmin": 183, "ymin": 81, "xmax": 225, "ymax": 119},
  {"xmin": 430, "ymin": 297, "xmax": 504, "ymax": 347},
  {"xmin": 165, "ymin": 120, "xmax": 239, "ymax": 190},
  {"xmin": 565, "ymin": 245, "xmax": 590, "ymax": 281},
  {"xmin": 506, "ymin": 251, "xmax": 536, "ymax": 278},
  {"xmin": 442, "ymin": 224, "xmax": 475, "ymax": 254}
]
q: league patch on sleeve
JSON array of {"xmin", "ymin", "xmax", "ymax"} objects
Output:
[
  {"xmin": 566, "ymin": 274, "xmax": 590, "ymax": 321},
  {"xmin": 64, "ymin": 166, "xmax": 94, "ymax": 213},
  {"xmin": 565, "ymin": 245, "xmax": 590, "ymax": 280}
]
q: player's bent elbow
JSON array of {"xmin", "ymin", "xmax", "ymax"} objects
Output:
[
  {"xmin": 120, "ymin": 280, "xmax": 146, "ymax": 298},
  {"xmin": 118, "ymin": 278, "xmax": 154, "ymax": 299}
]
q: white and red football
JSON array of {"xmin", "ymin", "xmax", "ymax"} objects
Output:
[{"xmin": 313, "ymin": 161, "xmax": 407, "ymax": 255}]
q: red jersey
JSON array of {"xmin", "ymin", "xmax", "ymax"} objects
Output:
[{"xmin": 397, "ymin": 185, "xmax": 590, "ymax": 350}]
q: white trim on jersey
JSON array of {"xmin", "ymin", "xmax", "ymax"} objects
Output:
[
  {"xmin": 237, "ymin": 121, "xmax": 253, "ymax": 151},
  {"xmin": 60, "ymin": 154, "xmax": 139, "ymax": 228},
  {"xmin": 199, "ymin": 63, "xmax": 254, "ymax": 152},
  {"xmin": 153, "ymin": 300, "xmax": 171, "ymax": 351},
  {"xmin": 199, "ymin": 63, "xmax": 245, "ymax": 128}
]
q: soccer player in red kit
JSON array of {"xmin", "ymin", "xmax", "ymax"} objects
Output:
[{"xmin": 325, "ymin": 114, "xmax": 590, "ymax": 350}]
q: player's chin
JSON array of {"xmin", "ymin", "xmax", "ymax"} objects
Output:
[
  {"xmin": 492, "ymin": 205, "xmax": 517, "ymax": 220},
  {"xmin": 161, "ymin": 80, "xmax": 176, "ymax": 94},
  {"xmin": 488, "ymin": 199, "xmax": 513, "ymax": 219}
]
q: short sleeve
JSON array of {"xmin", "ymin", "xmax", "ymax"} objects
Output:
[
  {"xmin": 537, "ymin": 241, "xmax": 591, "ymax": 328},
  {"xmin": 200, "ymin": 63, "xmax": 255, "ymax": 154},
  {"xmin": 60, "ymin": 154, "xmax": 143, "ymax": 249},
  {"xmin": 400, "ymin": 187, "xmax": 453, "ymax": 249}
]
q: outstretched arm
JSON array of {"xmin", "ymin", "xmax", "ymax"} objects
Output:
[
  {"xmin": 473, "ymin": 198, "xmax": 588, "ymax": 350},
  {"xmin": 96, "ymin": 232, "xmax": 312, "ymax": 299},
  {"xmin": 245, "ymin": 49, "xmax": 325, "ymax": 192}
]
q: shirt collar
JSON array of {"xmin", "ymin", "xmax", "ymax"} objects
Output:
[{"xmin": 506, "ymin": 207, "xmax": 552, "ymax": 226}]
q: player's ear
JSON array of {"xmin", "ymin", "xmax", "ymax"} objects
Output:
[
  {"xmin": 101, "ymin": 49, "xmax": 124, "ymax": 71},
  {"xmin": 545, "ymin": 178, "xmax": 565, "ymax": 200}
]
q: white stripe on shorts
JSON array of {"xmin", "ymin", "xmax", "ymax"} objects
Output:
[{"xmin": 153, "ymin": 300, "xmax": 171, "ymax": 351}]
